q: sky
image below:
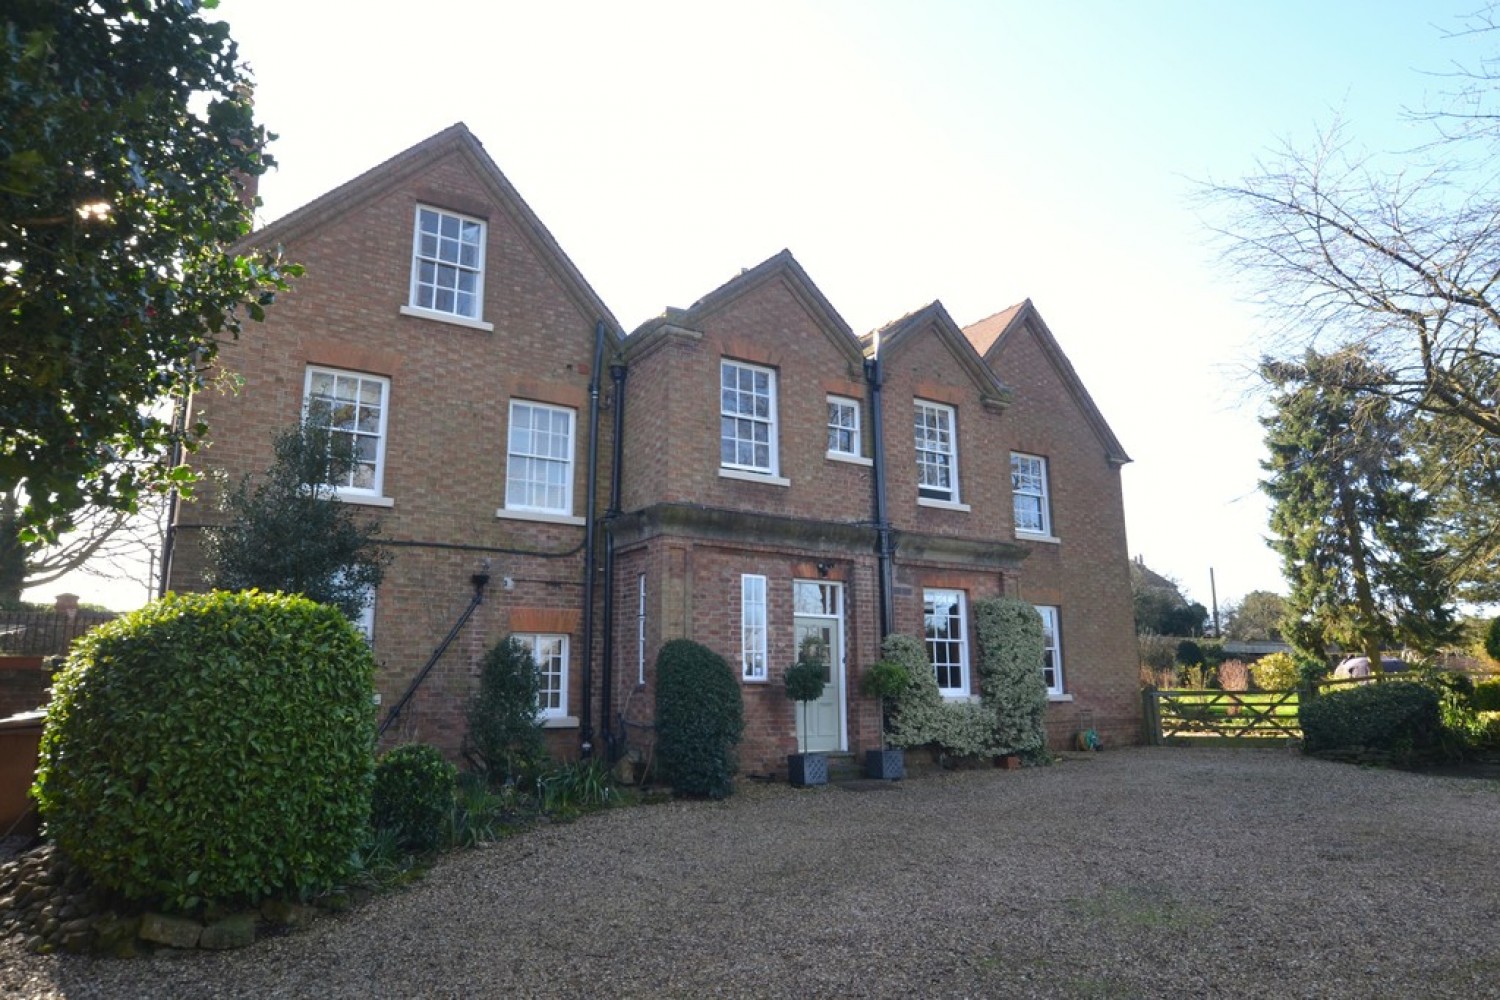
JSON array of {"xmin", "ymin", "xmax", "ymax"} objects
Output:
[{"xmin": 28, "ymin": 0, "xmax": 1495, "ymax": 611}]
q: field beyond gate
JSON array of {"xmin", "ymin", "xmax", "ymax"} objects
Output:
[{"xmin": 1142, "ymin": 688, "xmax": 1301, "ymax": 744}]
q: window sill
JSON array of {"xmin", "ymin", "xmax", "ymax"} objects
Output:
[
  {"xmin": 918, "ymin": 497, "xmax": 971, "ymax": 513},
  {"xmin": 496, "ymin": 507, "xmax": 586, "ymax": 526},
  {"xmin": 332, "ymin": 493, "xmax": 395, "ymax": 508},
  {"xmin": 1016, "ymin": 531, "xmax": 1060, "ymax": 544},
  {"xmin": 399, "ymin": 304, "xmax": 495, "ymax": 332},
  {"xmin": 741, "ymin": 676, "xmax": 770, "ymax": 685},
  {"xmin": 939, "ymin": 692, "xmax": 979, "ymax": 703},
  {"xmin": 719, "ymin": 468, "xmax": 791, "ymax": 487},
  {"xmin": 1047, "ymin": 693, "xmax": 1074, "ymax": 703},
  {"xmin": 543, "ymin": 715, "xmax": 579, "ymax": 729},
  {"xmin": 826, "ymin": 451, "xmax": 872, "ymax": 467}
]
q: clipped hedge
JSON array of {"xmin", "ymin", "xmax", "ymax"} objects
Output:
[
  {"xmin": 33, "ymin": 591, "xmax": 376, "ymax": 911},
  {"xmin": 1299, "ymin": 681, "xmax": 1443, "ymax": 758},
  {"xmin": 883, "ymin": 633, "xmax": 1001, "ymax": 758},
  {"xmin": 655, "ymin": 639, "xmax": 744, "ymax": 798},
  {"xmin": 372, "ymin": 743, "xmax": 457, "ymax": 852}
]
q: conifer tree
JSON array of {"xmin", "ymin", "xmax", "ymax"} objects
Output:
[{"xmin": 1261, "ymin": 350, "xmax": 1459, "ymax": 665}]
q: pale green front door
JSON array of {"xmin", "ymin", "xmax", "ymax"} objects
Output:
[{"xmin": 793, "ymin": 581, "xmax": 844, "ymax": 753}]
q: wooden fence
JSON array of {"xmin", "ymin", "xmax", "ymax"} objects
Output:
[{"xmin": 1142, "ymin": 688, "xmax": 1302, "ymax": 744}]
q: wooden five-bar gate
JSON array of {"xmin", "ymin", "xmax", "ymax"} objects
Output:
[{"xmin": 1142, "ymin": 688, "xmax": 1303, "ymax": 745}]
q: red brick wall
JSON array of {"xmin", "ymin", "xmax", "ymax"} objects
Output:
[
  {"xmin": 170, "ymin": 144, "xmax": 614, "ymax": 763},
  {"xmin": 987, "ymin": 323, "xmax": 1141, "ymax": 747}
]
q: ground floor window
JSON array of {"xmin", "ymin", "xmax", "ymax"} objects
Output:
[
  {"xmin": 517, "ymin": 633, "xmax": 569, "ymax": 719},
  {"xmin": 741, "ymin": 574, "xmax": 768, "ymax": 681},
  {"xmin": 923, "ymin": 589, "xmax": 969, "ymax": 697},
  {"xmin": 637, "ymin": 573, "xmax": 647, "ymax": 686},
  {"xmin": 1036, "ymin": 605, "xmax": 1063, "ymax": 695}
]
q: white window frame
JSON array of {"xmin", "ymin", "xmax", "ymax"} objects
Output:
[
  {"xmin": 1036, "ymin": 605, "xmax": 1064, "ymax": 697},
  {"xmin": 404, "ymin": 205, "xmax": 489, "ymax": 325},
  {"xmin": 1012, "ymin": 452, "xmax": 1053, "ymax": 537},
  {"xmin": 923, "ymin": 588, "xmax": 969, "ymax": 698},
  {"xmin": 720, "ymin": 360, "xmax": 780, "ymax": 477},
  {"xmin": 826, "ymin": 395, "xmax": 865, "ymax": 462},
  {"xmin": 914, "ymin": 400, "xmax": 959, "ymax": 504},
  {"xmin": 518, "ymin": 633, "xmax": 570, "ymax": 723},
  {"xmin": 636, "ymin": 572, "xmax": 647, "ymax": 687},
  {"xmin": 504, "ymin": 400, "xmax": 576, "ymax": 519},
  {"xmin": 302, "ymin": 367, "xmax": 391, "ymax": 504},
  {"xmin": 741, "ymin": 574, "xmax": 769, "ymax": 682}
]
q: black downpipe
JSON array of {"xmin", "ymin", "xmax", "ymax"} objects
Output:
[
  {"xmin": 378, "ymin": 571, "xmax": 490, "ymax": 737},
  {"xmin": 601, "ymin": 361, "xmax": 627, "ymax": 759},
  {"xmin": 579, "ymin": 321, "xmax": 605, "ymax": 758},
  {"xmin": 865, "ymin": 354, "xmax": 895, "ymax": 638}
]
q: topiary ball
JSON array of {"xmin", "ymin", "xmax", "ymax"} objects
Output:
[
  {"xmin": 32, "ymin": 590, "xmax": 376, "ymax": 912},
  {"xmin": 372, "ymin": 743, "xmax": 457, "ymax": 852}
]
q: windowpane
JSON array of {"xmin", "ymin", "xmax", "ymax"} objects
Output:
[
  {"xmin": 742, "ymin": 574, "xmax": 768, "ymax": 681},
  {"xmin": 915, "ymin": 402, "xmax": 957, "ymax": 501},
  {"xmin": 924, "ymin": 589, "xmax": 967, "ymax": 695},
  {"xmin": 304, "ymin": 367, "xmax": 389, "ymax": 496},
  {"xmin": 720, "ymin": 360, "xmax": 778, "ymax": 474},
  {"xmin": 506, "ymin": 402, "xmax": 575, "ymax": 514},
  {"xmin": 1011, "ymin": 453, "xmax": 1052, "ymax": 535},
  {"xmin": 410, "ymin": 206, "xmax": 484, "ymax": 320}
]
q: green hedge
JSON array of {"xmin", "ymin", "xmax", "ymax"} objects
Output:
[
  {"xmin": 33, "ymin": 591, "xmax": 376, "ymax": 911},
  {"xmin": 1299, "ymin": 682, "xmax": 1443, "ymax": 758},
  {"xmin": 655, "ymin": 639, "xmax": 743, "ymax": 798},
  {"xmin": 1474, "ymin": 679, "xmax": 1500, "ymax": 713},
  {"xmin": 372, "ymin": 743, "xmax": 457, "ymax": 852},
  {"xmin": 973, "ymin": 597, "xmax": 1048, "ymax": 758}
]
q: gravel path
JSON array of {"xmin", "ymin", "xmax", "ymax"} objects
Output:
[{"xmin": 4, "ymin": 747, "xmax": 1498, "ymax": 999}]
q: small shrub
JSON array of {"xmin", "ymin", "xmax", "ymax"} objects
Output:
[
  {"xmin": 1299, "ymin": 682, "xmax": 1444, "ymax": 759},
  {"xmin": 1138, "ymin": 632, "xmax": 1176, "ymax": 671},
  {"xmin": 1176, "ymin": 639, "xmax": 1204, "ymax": 667},
  {"xmin": 464, "ymin": 636, "xmax": 548, "ymax": 787},
  {"xmin": 862, "ymin": 659, "xmax": 908, "ymax": 745},
  {"xmin": 973, "ymin": 597, "xmax": 1048, "ymax": 758},
  {"xmin": 33, "ymin": 591, "xmax": 376, "ymax": 911},
  {"xmin": 372, "ymin": 743, "xmax": 457, "ymax": 852},
  {"xmin": 1486, "ymin": 618, "xmax": 1500, "ymax": 663},
  {"xmin": 1217, "ymin": 659, "xmax": 1249, "ymax": 692},
  {"xmin": 1250, "ymin": 652, "xmax": 1300, "ymax": 691},
  {"xmin": 1179, "ymin": 663, "xmax": 1214, "ymax": 690},
  {"xmin": 1474, "ymin": 679, "xmax": 1500, "ymax": 713},
  {"xmin": 655, "ymin": 639, "xmax": 744, "ymax": 799}
]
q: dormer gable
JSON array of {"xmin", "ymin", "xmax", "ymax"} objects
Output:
[
  {"xmin": 867, "ymin": 301, "xmax": 1012, "ymax": 413},
  {"xmin": 625, "ymin": 249, "xmax": 863, "ymax": 369},
  {"xmin": 963, "ymin": 299, "xmax": 1130, "ymax": 464}
]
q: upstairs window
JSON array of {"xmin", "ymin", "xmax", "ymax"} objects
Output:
[
  {"xmin": 720, "ymin": 360, "xmax": 779, "ymax": 475},
  {"xmin": 410, "ymin": 206, "xmax": 485, "ymax": 320},
  {"xmin": 303, "ymin": 367, "xmax": 390, "ymax": 498},
  {"xmin": 923, "ymin": 588, "xmax": 969, "ymax": 697},
  {"xmin": 827, "ymin": 395, "xmax": 861, "ymax": 458},
  {"xmin": 914, "ymin": 401, "xmax": 958, "ymax": 502},
  {"xmin": 505, "ymin": 401, "xmax": 576, "ymax": 516},
  {"xmin": 1011, "ymin": 452, "xmax": 1052, "ymax": 535}
]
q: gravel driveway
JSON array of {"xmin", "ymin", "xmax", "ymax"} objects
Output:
[{"xmin": 4, "ymin": 747, "xmax": 1498, "ymax": 998}]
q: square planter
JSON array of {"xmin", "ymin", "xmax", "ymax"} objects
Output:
[
  {"xmin": 787, "ymin": 752, "xmax": 828, "ymax": 787},
  {"xmin": 864, "ymin": 747, "xmax": 905, "ymax": 781},
  {"xmin": 997, "ymin": 753, "xmax": 1022, "ymax": 770}
]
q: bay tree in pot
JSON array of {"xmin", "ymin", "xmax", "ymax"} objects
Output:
[
  {"xmin": 784, "ymin": 638, "xmax": 829, "ymax": 787},
  {"xmin": 860, "ymin": 658, "xmax": 907, "ymax": 780}
]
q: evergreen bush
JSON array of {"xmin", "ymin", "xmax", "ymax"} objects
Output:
[
  {"xmin": 33, "ymin": 591, "xmax": 376, "ymax": 911},
  {"xmin": 1175, "ymin": 639, "xmax": 1204, "ymax": 667},
  {"xmin": 1299, "ymin": 681, "xmax": 1443, "ymax": 758},
  {"xmin": 883, "ymin": 633, "xmax": 1001, "ymax": 759},
  {"xmin": 973, "ymin": 597, "xmax": 1048, "ymax": 758},
  {"xmin": 1474, "ymin": 679, "xmax": 1500, "ymax": 713},
  {"xmin": 1486, "ymin": 617, "xmax": 1500, "ymax": 663},
  {"xmin": 371, "ymin": 743, "xmax": 457, "ymax": 852},
  {"xmin": 1249, "ymin": 651, "xmax": 1300, "ymax": 691},
  {"xmin": 464, "ymin": 636, "xmax": 548, "ymax": 787},
  {"xmin": 654, "ymin": 639, "xmax": 743, "ymax": 798}
]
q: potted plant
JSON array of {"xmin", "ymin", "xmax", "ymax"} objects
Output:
[
  {"xmin": 784, "ymin": 636, "xmax": 829, "ymax": 787},
  {"xmin": 860, "ymin": 659, "xmax": 907, "ymax": 780}
]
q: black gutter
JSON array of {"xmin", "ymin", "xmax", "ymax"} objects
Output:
[
  {"xmin": 378, "ymin": 570, "xmax": 490, "ymax": 737},
  {"xmin": 601, "ymin": 360, "xmax": 627, "ymax": 760},
  {"xmin": 865, "ymin": 353, "xmax": 895, "ymax": 638},
  {"xmin": 579, "ymin": 321, "xmax": 605, "ymax": 759}
]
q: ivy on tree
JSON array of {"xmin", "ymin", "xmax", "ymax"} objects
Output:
[
  {"xmin": 1, "ymin": 0, "xmax": 298, "ymax": 543},
  {"xmin": 206, "ymin": 425, "xmax": 389, "ymax": 622}
]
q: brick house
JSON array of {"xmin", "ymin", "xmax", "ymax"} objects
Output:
[{"xmin": 167, "ymin": 123, "xmax": 1140, "ymax": 774}]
